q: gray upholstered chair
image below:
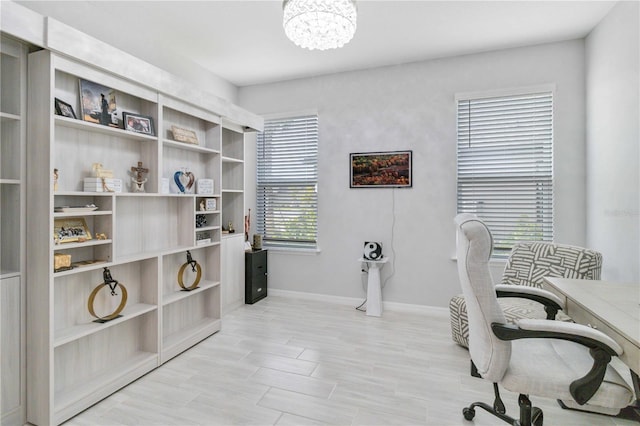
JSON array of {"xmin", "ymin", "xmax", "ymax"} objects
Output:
[
  {"xmin": 454, "ymin": 214, "xmax": 633, "ymax": 424},
  {"xmin": 450, "ymin": 238, "xmax": 603, "ymax": 348}
]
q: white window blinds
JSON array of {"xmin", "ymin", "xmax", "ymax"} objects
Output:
[
  {"xmin": 257, "ymin": 114, "xmax": 318, "ymax": 249},
  {"xmin": 457, "ymin": 91, "xmax": 553, "ymax": 256}
]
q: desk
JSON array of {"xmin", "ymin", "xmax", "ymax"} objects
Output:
[
  {"xmin": 358, "ymin": 257, "xmax": 389, "ymax": 317},
  {"xmin": 543, "ymin": 278, "xmax": 639, "ymax": 417}
]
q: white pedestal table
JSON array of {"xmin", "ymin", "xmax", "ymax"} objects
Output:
[{"xmin": 358, "ymin": 257, "xmax": 389, "ymax": 317}]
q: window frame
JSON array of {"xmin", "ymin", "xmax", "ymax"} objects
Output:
[
  {"xmin": 455, "ymin": 85, "xmax": 555, "ymax": 258},
  {"xmin": 256, "ymin": 111, "xmax": 319, "ymax": 252}
]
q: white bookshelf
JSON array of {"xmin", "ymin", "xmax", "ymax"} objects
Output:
[
  {"xmin": 25, "ymin": 49, "xmax": 252, "ymax": 425},
  {"xmin": 220, "ymin": 122, "xmax": 248, "ymax": 315},
  {"xmin": 0, "ymin": 35, "xmax": 27, "ymax": 426}
]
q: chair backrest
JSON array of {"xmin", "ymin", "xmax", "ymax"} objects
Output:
[
  {"xmin": 455, "ymin": 214, "xmax": 511, "ymax": 382},
  {"xmin": 502, "ymin": 241, "xmax": 603, "ymax": 288}
]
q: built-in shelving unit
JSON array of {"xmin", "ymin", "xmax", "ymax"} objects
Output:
[
  {"xmin": 220, "ymin": 122, "xmax": 248, "ymax": 314},
  {"xmin": 0, "ymin": 35, "xmax": 27, "ymax": 426},
  {"xmin": 25, "ymin": 49, "xmax": 255, "ymax": 425}
]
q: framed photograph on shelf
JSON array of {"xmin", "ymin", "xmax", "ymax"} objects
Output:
[
  {"xmin": 350, "ymin": 150, "xmax": 413, "ymax": 188},
  {"xmin": 79, "ymin": 79, "xmax": 118, "ymax": 127},
  {"xmin": 171, "ymin": 125, "xmax": 199, "ymax": 145},
  {"xmin": 53, "ymin": 217, "xmax": 92, "ymax": 243},
  {"xmin": 205, "ymin": 198, "xmax": 217, "ymax": 211},
  {"xmin": 54, "ymin": 98, "xmax": 77, "ymax": 119},
  {"xmin": 123, "ymin": 112, "xmax": 155, "ymax": 136}
]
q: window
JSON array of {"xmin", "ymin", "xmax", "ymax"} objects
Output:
[
  {"xmin": 456, "ymin": 90, "xmax": 553, "ymax": 257},
  {"xmin": 256, "ymin": 114, "xmax": 318, "ymax": 249}
]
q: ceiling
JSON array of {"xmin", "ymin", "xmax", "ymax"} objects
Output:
[{"xmin": 16, "ymin": 1, "xmax": 616, "ymax": 87}]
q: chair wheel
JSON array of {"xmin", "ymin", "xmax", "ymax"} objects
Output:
[
  {"xmin": 463, "ymin": 407, "xmax": 475, "ymax": 421},
  {"xmin": 532, "ymin": 407, "xmax": 543, "ymax": 426}
]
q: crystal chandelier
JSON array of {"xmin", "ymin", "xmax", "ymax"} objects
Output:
[{"xmin": 283, "ymin": 0, "xmax": 357, "ymax": 51}]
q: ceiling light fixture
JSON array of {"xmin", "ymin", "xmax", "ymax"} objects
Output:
[{"xmin": 283, "ymin": 0, "xmax": 357, "ymax": 51}]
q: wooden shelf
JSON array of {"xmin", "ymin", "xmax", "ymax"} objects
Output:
[
  {"xmin": 54, "ymin": 351, "xmax": 157, "ymax": 424},
  {"xmin": 53, "ymin": 239, "xmax": 112, "ymax": 251},
  {"xmin": 54, "ymin": 191, "xmax": 115, "ymax": 197},
  {"xmin": 0, "ymin": 179, "xmax": 20, "ymax": 184},
  {"xmin": 53, "ymin": 260, "xmax": 112, "ymax": 278},
  {"xmin": 0, "ymin": 111, "xmax": 21, "ymax": 121},
  {"xmin": 54, "ymin": 303, "xmax": 157, "ymax": 347},
  {"xmin": 55, "ymin": 115, "xmax": 158, "ymax": 143},
  {"xmin": 162, "ymin": 280, "xmax": 220, "ymax": 306},
  {"xmin": 53, "ymin": 211, "xmax": 112, "ymax": 218},
  {"xmin": 221, "ymin": 156, "xmax": 244, "ymax": 163},
  {"xmin": 163, "ymin": 139, "xmax": 220, "ymax": 155},
  {"xmin": 0, "ymin": 270, "xmax": 21, "ymax": 280},
  {"xmin": 162, "ymin": 317, "xmax": 221, "ymax": 361},
  {"xmin": 196, "ymin": 225, "xmax": 220, "ymax": 232}
]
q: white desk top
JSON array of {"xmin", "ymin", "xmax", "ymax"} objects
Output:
[{"xmin": 543, "ymin": 278, "xmax": 639, "ymax": 374}]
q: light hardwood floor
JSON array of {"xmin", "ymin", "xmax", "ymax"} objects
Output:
[{"xmin": 66, "ymin": 296, "xmax": 636, "ymax": 425}]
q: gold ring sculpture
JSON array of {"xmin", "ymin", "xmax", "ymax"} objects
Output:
[
  {"xmin": 88, "ymin": 267, "xmax": 128, "ymax": 322},
  {"xmin": 178, "ymin": 250, "xmax": 201, "ymax": 291}
]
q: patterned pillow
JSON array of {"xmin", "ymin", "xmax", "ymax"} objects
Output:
[{"xmin": 501, "ymin": 242, "xmax": 602, "ymax": 288}]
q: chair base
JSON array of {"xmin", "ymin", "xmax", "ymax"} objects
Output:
[{"xmin": 463, "ymin": 393, "xmax": 543, "ymax": 426}]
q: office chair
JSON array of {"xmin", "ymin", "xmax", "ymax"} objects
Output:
[
  {"xmin": 454, "ymin": 214, "xmax": 633, "ymax": 425},
  {"xmin": 450, "ymin": 240, "xmax": 603, "ymax": 349}
]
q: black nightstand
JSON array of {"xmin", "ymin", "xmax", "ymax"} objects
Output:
[{"xmin": 245, "ymin": 249, "xmax": 267, "ymax": 304}]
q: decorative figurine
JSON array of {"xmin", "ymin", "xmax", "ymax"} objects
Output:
[
  {"xmin": 92, "ymin": 163, "xmax": 115, "ymax": 192},
  {"xmin": 199, "ymin": 200, "xmax": 206, "ymax": 211},
  {"xmin": 53, "ymin": 168, "xmax": 59, "ymax": 192},
  {"xmin": 228, "ymin": 221, "xmax": 235, "ymax": 233},
  {"xmin": 130, "ymin": 161, "xmax": 149, "ymax": 193},
  {"xmin": 244, "ymin": 208, "xmax": 251, "ymax": 241},
  {"xmin": 173, "ymin": 168, "xmax": 195, "ymax": 194},
  {"xmin": 244, "ymin": 209, "xmax": 252, "ymax": 251},
  {"xmin": 92, "ymin": 163, "xmax": 113, "ymax": 178}
]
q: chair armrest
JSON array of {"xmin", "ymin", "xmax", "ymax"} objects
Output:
[
  {"xmin": 516, "ymin": 319, "xmax": 623, "ymax": 355},
  {"xmin": 491, "ymin": 320, "xmax": 622, "ymax": 405},
  {"xmin": 495, "ymin": 284, "xmax": 564, "ymax": 320}
]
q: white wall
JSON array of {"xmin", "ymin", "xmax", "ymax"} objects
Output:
[
  {"xmin": 2, "ymin": 1, "xmax": 238, "ymax": 103},
  {"xmin": 585, "ymin": 1, "xmax": 640, "ymax": 283},
  {"xmin": 239, "ymin": 40, "xmax": 587, "ymax": 308}
]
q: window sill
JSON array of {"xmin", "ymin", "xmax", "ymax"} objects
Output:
[
  {"xmin": 264, "ymin": 245, "xmax": 321, "ymax": 256},
  {"xmin": 450, "ymin": 256, "xmax": 507, "ymax": 265}
]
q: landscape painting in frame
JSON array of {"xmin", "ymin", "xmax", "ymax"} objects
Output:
[
  {"xmin": 79, "ymin": 79, "xmax": 119, "ymax": 127},
  {"xmin": 350, "ymin": 150, "xmax": 412, "ymax": 188}
]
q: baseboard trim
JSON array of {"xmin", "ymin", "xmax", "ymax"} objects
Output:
[{"xmin": 268, "ymin": 289, "xmax": 449, "ymax": 317}]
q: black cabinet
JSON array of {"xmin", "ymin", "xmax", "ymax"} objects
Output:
[{"xmin": 245, "ymin": 249, "xmax": 267, "ymax": 304}]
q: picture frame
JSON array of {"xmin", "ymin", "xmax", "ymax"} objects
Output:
[
  {"xmin": 171, "ymin": 125, "xmax": 199, "ymax": 145},
  {"xmin": 123, "ymin": 112, "xmax": 155, "ymax": 136},
  {"xmin": 53, "ymin": 217, "xmax": 92, "ymax": 243},
  {"xmin": 350, "ymin": 150, "xmax": 413, "ymax": 188},
  {"xmin": 205, "ymin": 198, "xmax": 217, "ymax": 211},
  {"xmin": 79, "ymin": 79, "xmax": 119, "ymax": 127},
  {"xmin": 54, "ymin": 98, "xmax": 77, "ymax": 119},
  {"xmin": 196, "ymin": 179, "xmax": 214, "ymax": 195}
]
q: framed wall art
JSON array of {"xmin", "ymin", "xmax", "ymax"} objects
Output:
[
  {"xmin": 79, "ymin": 79, "xmax": 118, "ymax": 127},
  {"xmin": 53, "ymin": 217, "xmax": 92, "ymax": 243},
  {"xmin": 123, "ymin": 112, "xmax": 155, "ymax": 135},
  {"xmin": 54, "ymin": 98, "xmax": 77, "ymax": 119},
  {"xmin": 350, "ymin": 150, "xmax": 413, "ymax": 188}
]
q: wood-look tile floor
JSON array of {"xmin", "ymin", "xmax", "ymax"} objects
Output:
[{"xmin": 66, "ymin": 296, "xmax": 637, "ymax": 425}]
